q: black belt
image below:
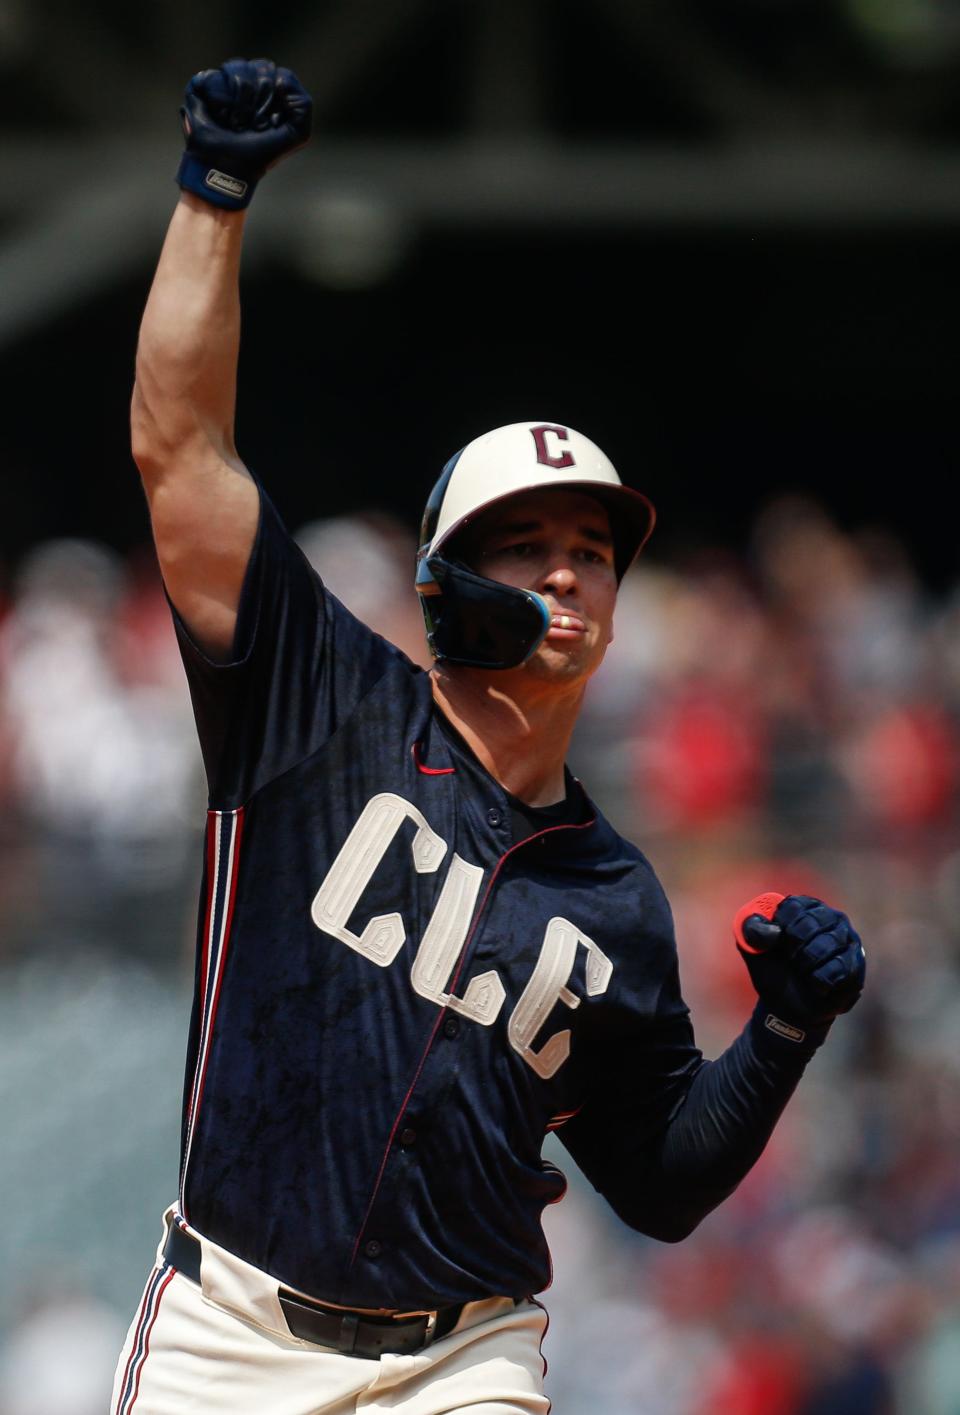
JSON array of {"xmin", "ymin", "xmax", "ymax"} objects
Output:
[{"xmin": 163, "ymin": 1222, "xmax": 465, "ymax": 1358}]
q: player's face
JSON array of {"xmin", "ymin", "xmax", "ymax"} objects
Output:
[{"xmin": 462, "ymin": 489, "xmax": 618, "ymax": 683}]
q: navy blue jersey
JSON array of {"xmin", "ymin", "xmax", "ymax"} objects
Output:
[{"xmin": 171, "ymin": 485, "xmax": 819, "ymax": 1310}]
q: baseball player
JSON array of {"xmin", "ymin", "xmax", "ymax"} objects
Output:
[{"xmin": 112, "ymin": 59, "xmax": 866, "ymax": 1415}]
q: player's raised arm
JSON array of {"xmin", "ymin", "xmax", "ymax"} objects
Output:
[{"xmin": 131, "ymin": 59, "xmax": 312, "ymax": 660}]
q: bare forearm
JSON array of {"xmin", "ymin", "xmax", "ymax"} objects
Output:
[
  {"xmin": 132, "ymin": 191, "xmax": 259, "ymax": 659},
  {"xmin": 132, "ymin": 193, "xmax": 248, "ymax": 484}
]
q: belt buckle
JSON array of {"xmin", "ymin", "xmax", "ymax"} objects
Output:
[{"xmin": 277, "ymin": 1286, "xmax": 453, "ymax": 1358}]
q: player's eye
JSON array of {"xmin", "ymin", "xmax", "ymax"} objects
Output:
[
  {"xmin": 487, "ymin": 541, "xmax": 536, "ymax": 559},
  {"xmin": 576, "ymin": 546, "xmax": 612, "ymax": 566}
]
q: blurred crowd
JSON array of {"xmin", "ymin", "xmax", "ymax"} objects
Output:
[{"xmin": 1, "ymin": 495, "xmax": 958, "ymax": 1413}]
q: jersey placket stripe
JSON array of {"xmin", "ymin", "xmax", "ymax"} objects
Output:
[
  {"xmin": 347, "ymin": 814, "xmax": 597, "ymax": 1271},
  {"xmin": 179, "ymin": 807, "xmax": 245, "ymax": 1217},
  {"xmin": 412, "ymin": 741, "xmax": 455, "ymax": 775},
  {"xmin": 545, "ymin": 1106, "xmax": 582, "ymax": 1131}
]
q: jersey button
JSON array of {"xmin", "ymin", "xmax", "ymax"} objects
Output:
[
  {"xmin": 364, "ymin": 1240, "xmax": 383, "ymax": 1259},
  {"xmin": 399, "ymin": 1127, "xmax": 417, "ymax": 1147},
  {"xmin": 487, "ymin": 807, "xmax": 502, "ymax": 827},
  {"xmin": 443, "ymin": 1017, "xmax": 460, "ymax": 1039}
]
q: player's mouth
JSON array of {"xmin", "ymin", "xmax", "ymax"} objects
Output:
[{"xmin": 546, "ymin": 611, "xmax": 587, "ymax": 639}]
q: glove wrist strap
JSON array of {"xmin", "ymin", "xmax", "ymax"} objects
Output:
[
  {"xmin": 176, "ymin": 152, "xmax": 257, "ymax": 210},
  {"xmin": 749, "ymin": 1001, "xmax": 832, "ymax": 1056}
]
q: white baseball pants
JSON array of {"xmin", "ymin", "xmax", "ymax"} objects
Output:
[{"xmin": 111, "ymin": 1210, "xmax": 550, "ymax": 1415}]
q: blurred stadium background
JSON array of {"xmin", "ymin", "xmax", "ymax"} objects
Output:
[{"xmin": 2, "ymin": 2, "xmax": 960, "ymax": 1411}]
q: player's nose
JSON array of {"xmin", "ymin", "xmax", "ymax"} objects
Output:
[{"xmin": 539, "ymin": 560, "xmax": 578, "ymax": 597}]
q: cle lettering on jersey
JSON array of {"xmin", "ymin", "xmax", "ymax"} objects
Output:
[{"xmin": 310, "ymin": 791, "xmax": 612, "ymax": 1079}]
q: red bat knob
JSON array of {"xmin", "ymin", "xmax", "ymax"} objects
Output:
[{"xmin": 733, "ymin": 892, "xmax": 786, "ymax": 954}]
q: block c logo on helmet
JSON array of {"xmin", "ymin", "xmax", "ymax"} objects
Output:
[{"xmin": 531, "ymin": 424, "xmax": 576, "ymax": 469}]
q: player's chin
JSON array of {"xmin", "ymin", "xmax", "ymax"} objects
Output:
[{"xmin": 526, "ymin": 636, "xmax": 604, "ymax": 682}]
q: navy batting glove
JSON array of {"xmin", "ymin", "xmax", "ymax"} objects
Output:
[
  {"xmin": 735, "ymin": 893, "xmax": 866, "ymax": 1043},
  {"xmin": 176, "ymin": 57, "xmax": 312, "ymax": 210}
]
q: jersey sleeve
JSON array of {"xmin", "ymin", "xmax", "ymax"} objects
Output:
[
  {"xmin": 170, "ymin": 481, "xmax": 410, "ymax": 807},
  {"xmin": 558, "ymin": 870, "xmax": 825, "ymax": 1242},
  {"xmin": 557, "ymin": 873, "xmax": 703, "ymax": 1214}
]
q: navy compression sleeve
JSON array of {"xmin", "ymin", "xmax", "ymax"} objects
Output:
[{"xmin": 560, "ymin": 1003, "xmax": 824, "ymax": 1242}]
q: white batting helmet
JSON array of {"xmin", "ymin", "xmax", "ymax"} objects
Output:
[{"xmin": 415, "ymin": 420, "xmax": 655, "ymax": 668}]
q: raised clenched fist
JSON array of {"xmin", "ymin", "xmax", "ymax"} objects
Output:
[
  {"xmin": 735, "ymin": 892, "xmax": 866, "ymax": 1038},
  {"xmin": 176, "ymin": 57, "xmax": 312, "ymax": 210}
]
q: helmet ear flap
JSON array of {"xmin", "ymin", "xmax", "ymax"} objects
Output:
[
  {"xmin": 416, "ymin": 448, "xmax": 553, "ymax": 669},
  {"xmin": 418, "ymin": 557, "xmax": 550, "ymax": 669}
]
